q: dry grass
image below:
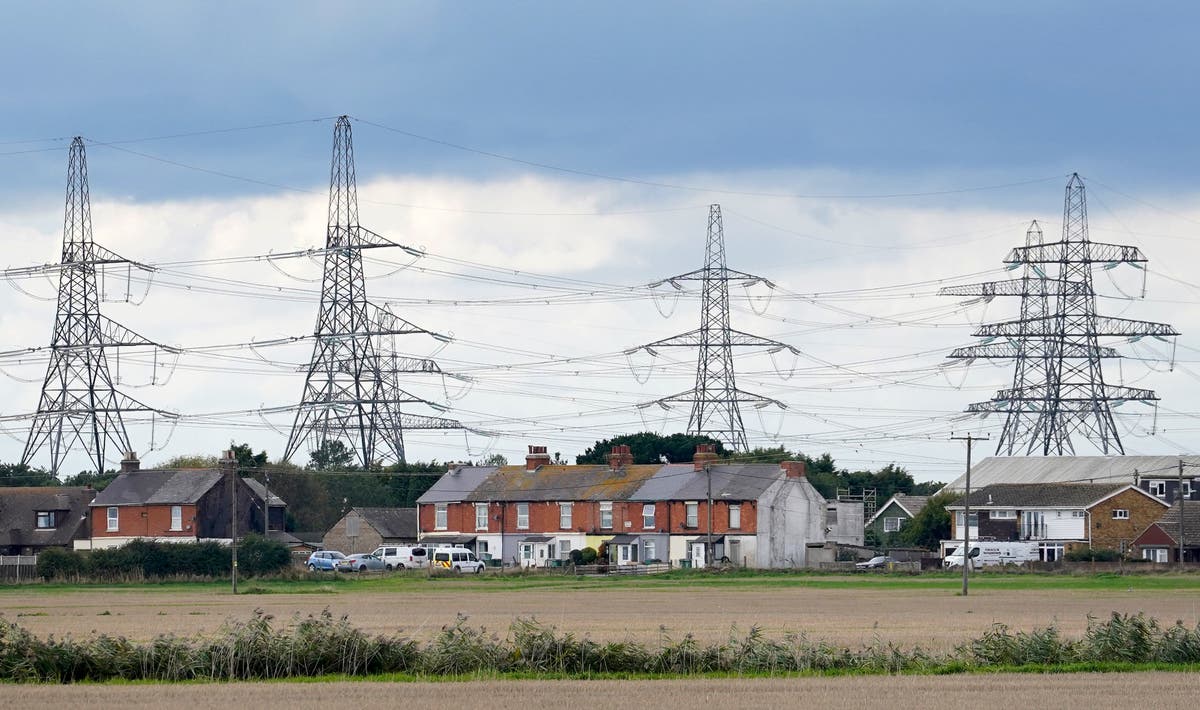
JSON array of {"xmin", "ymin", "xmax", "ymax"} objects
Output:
[
  {"xmin": 2, "ymin": 584, "xmax": 1197, "ymax": 650},
  {"xmin": 2, "ymin": 673, "xmax": 1196, "ymax": 709}
]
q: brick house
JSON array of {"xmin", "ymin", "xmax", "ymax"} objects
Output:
[
  {"xmin": 416, "ymin": 444, "xmax": 839, "ymax": 568},
  {"xmin": 0, "ymin": 487, "xmax": 96, "ymax": 555},
  {"xmin": 945, "ymin": 483, "xmax": 1168, "ymax": 561},
  {"xmin": 1132, "ymin": 502, "xmax": 1200, "ymax": 563},
  {"xmin": 322, "ymin": 507, "xmax": 418, "ymax": 554},
  {"xmin": 80, "ymin": 451, "xmax": 258, "ymax": 550}
]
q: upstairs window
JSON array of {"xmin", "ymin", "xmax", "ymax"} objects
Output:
[
  {"xmin": 475, "ymin": 503, "xmax": 489, "ymax": 531},
  {"xmin": 435, "ymin": 503, "xmax": 448, "ymax": 530},
  {"xmin": 517, "ymin": 503, "xmax": 529, "ymax": 529},
  {"xmin": 106, "ymin": 506, "xmax": 119, "ymax": 532},
  {"xmin": 600, "ymin": 501, "xmax": 613, "ymax": 529},
  {"xmin": 642, "ymin": 504, "xmax": 655, "ymax": 529},
  {"xmin": 170, "ymin": 505, "xmax": 182, "ymax": 531},
  {"xmin": 685, "ymin": 502, "xmax": 698, "ymax": 528},
  {"xmin": 1149, "ymin": 481, "xmax": 1167, "ymax": 498},
  {"xmin": 559, "ymin": 502, "xmax": 573, "ymax": 529},
  {"xmin": 883, "ymin": 517, "xmax": 903, "ymax": 533},
  {"xmin": 1112, "ymin": 509, "xmax": 1130, "ymax": 520},
  {"xmin": 729, "ymin": 504, "xmax": 741, "ymax": 529},
  {"xmin": 36, "ymin": 511, "xmax": 56, "ymax": 529}
]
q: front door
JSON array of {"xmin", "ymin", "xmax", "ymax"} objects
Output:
[
  {"xmin": 520, "ymin": 543, "xmax": 535, "ymax": 568},
  {"xmin": 691, "ymin": 541, "xmax": 706, "ymax": 569}
]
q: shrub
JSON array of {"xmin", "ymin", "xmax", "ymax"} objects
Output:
[
  {"xmin": 36, "ymin": 548, "xmax": 86, "ymax": 580},
  {"xmin": 1064, "ymin": 548, "xmax": 1121, "ymax": 562},
  {"xmin": 237, "ymin": 535, "xmax": 291, "ymax": 577},
  {"xmin": 579, "ymin": 547, "xmax": 598, "ymax": 565}
]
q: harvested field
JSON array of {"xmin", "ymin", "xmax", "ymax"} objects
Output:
[
  {"xmin": 1, "ymin": 575, "xmax": 1198, "ymax": 650},
  {"xmin": 3, "ymin": 673, "xmax": 1196, "ymax": 709}
]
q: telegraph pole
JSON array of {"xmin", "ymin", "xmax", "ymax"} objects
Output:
[
  {"xmin": 1179, "ymin": 458, "xmax": 1186, "ymax": 568},
  {"xmin": 951, "ymin": 432, "xmax": 989, "ymax": 596},
  {"xmin": 226, "ymin": 451, "xmax": 238, "ymax": 594},
  {"xmin": 706, "ymin": 463, "xmax": 714, "ymax": 567}
]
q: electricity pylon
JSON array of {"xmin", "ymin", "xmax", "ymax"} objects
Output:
[
  {"xmin": 943, "ymin": 174, "xmax": 1178, "ymax": 455},
  {"xmin": 22, "ymin": 138, "xmax": 172, "ymax": 475},
  {"xmin": 284, "ymin": 116, "xmax": 464, "ymax": 467},
  {"xmin": 630, "ymin": 204, "xmax": 796, "ymax": 452}
]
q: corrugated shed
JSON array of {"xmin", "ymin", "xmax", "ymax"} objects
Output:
[
  {"xmin": 942, "ymin": 456, "xmax": 1198, "ymax": 492},
  {"xmin": 92, "ymin": 470, "xmax": 225, "ymax": 506}
]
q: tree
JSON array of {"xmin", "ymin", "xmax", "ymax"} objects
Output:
[
  {"xmin": 575, "ymin": 433, "xmax": 725, "ymax": 465},
  {"xmin": 308, "ymin": 440, "xmax": 355, "ymax": 470},
  {"xmin": 899, "ymin": 492, "xmax": 958, "ymax": 550},
  {"xmin": 482, "ymin": 453, "xmax": 508, "ymax": 466},
  {"xmin": 230, "ymin": 442, "xmax": 269, "ymax": 471},
  {"xmin": 61, "ymin": 469, "xmax": 119, "ymax": 490},
  {"xmin": 156, "ymin": 454, "xmax": 219, "ymax": 469},
  {"xmin": 0, "ymin": 462, "xmax": 58, "ymax": 487}
]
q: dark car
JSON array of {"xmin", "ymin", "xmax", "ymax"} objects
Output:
[{"xmin": 855, "ymin": 555, "xmax": 898, "ymax": 569}]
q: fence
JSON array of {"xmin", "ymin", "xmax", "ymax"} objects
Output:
[{"xmin": 0, "ymin": 555, "xmax": 38, "ymax": 582}]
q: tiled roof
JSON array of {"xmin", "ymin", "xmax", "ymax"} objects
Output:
[
  {"xmin": 0, "ymin": 487, "xmax": 95, "ymax": 547},
  {"xmin": 948, "ymin": 483, "xmax": 1151, "ymax": 509},
  {"xmin": 91, "ymin": 469, "xmax": 225, "ymax": 506},
  {"xmin": 1151, "ymin": 502, "xmax": 1200, "ymax": 545},
  {"xmin": 244, "ymin": 479, "xmax": 287, "ymax": 507},
  {"xmin": 354, "ymin": 507, "xmax": 417, "ymax": 539},
  {"xmin": 630, "ymin": 464, "xmax": 785, "ymax": 501},
  {"xmin": 867, "ymin": 493, "xmax": 931, "ymax": 525}
]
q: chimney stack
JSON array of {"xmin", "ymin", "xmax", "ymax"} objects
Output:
[
  {"xmin": 219, "ymin": 449, "xmax": 238, "ymax": 473},
  {"xmin": 120, "ymin": 451, "xmax": 140, "ymax": 473},
  {"xmin": 781, "ymin": 460, "xmax": 806, "ymax": 479},
  {"xmin": 693, "ymin": 443, "xmax": 719, "ymax": 471},
  {"xmin": 525, "ymin": 445, "xmax": 550, "ymax": 472},
  {"xmin": 608, "ymin": 444, "xmax": 634, "ymax": 470}
]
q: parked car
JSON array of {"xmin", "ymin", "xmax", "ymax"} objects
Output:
[
  {"xmin": 371, "ymin": 545, "xmax": 430, "ymax": 570},
  {"xmin": 306, "ymin": 550, "xmax": 346, "ymax": 571},
  {"xmin": 855, "ymin": 555, "xmax": 898, "ymax": 569},
  {"xmin": 431, "ymin": 547, "xmax": 485, "ymax": 574},
  {"xmin": 337, "ymin": 553, "xmax": 386, "ymax": 573}
]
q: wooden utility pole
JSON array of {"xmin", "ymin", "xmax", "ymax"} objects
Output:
[
  {"xmin": 225, "ymin": 451, "xmax": 238, "ymax": 594},
  {"xmin": 705, "ymin": 464, "xmax": 714, "ymax": 568},
  {"xmin": 951, "ymin": 432, "xmax": 988, "ymax": 596},
  {"xmin": 1179, "ymin": 459, "xmax": 1186, "ymax": 568}
]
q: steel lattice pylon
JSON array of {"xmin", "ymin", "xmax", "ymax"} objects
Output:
[
  {"xmin": 631, "ymin": 204, "xmax": 796, "ymax": 452},
  {"xmin": 283, "ymin": 116, "xmax": 464, "ymax": 467},
  {"xmin": 22, "ymin": 138, "xmax": 165, "ymax": 475},
  {"xmin": 943, "ymin": 174, "xmax": 1178, "ymax": 455}
]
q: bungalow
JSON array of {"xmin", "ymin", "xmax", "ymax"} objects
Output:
[
  {"xmin": 323, "ymin": 507, "xmax": 418, "ymax": 554},
  {"xmin": 946, "ymin": 483, "xmax": 1168, "ymax": 561},
  {"xmin": 80, "ymin": 451, "xmax": 257, "ymax": 550},
  {"xmin": 866, "ymin": 493, "xmax": 930, "ymax": 541},
  {"xmin": 0, "ymin": 487, "xmax": 96, "ymax": 555},
  {"xmin": 1133, "ymin": 502, "xmax": 1200, "ymax": 563},
  {"xmin": 416, "ymin": 444, "xmax": 840, "ymax": 569}
]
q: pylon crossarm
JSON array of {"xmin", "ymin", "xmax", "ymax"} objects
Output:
[
  {"xmin": 644, "ymin": 387, "xmax": 786, "ymax": 409},
  {"xmin": 974, "ymin": 314, "xmax": 1178, "ymax": 338},
  {"xmin": 640, "ymin": 328, "xmax": 797, "ymax": 350},
  {"xmin": 95, "ymin": 315, "xmax": 178, "ymax": 350},
  {"xmin": 950, "ymin": 342, "xmax": 1120, "ymax": 359},
  {"xmin": 381, "ymin": 355, "xmax": 443, "ymax": 374},
  {"xmin": 1006, "ymin": 241, "xmax": 1147, "ymax": 265},
  {"xmin": 939, "ymin": 277, "xmax": 1089, "ymax": 298},
  {"xmin": 367, "ymin": 302, "xmax": 450, "ymax": 340},
  {"xmin": 651, "ymin": 266, "xmax": 772, "ymax": 286}
]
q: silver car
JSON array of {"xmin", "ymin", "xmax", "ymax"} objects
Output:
[{"xmin": 336, "ymin": 553, "xmax": 386, "ymax": 573}]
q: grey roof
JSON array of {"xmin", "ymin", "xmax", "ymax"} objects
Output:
[
  {"xmin": 607, "ymin": 533, "xmax": 639, "ymax": 544},
  {"xmin": 629, "ymin": 464, "xmax": 783, "ymax": 502},
  {"xmin": 354, "ymin": 507, "xmax": 418, "ymax": 539},
  {"xmin": 1150, "ymin": 502, "xmax": 1200, "ymax": 545},
  {"xmin": 947, "ymin": 483, "xmax": 1157, "ymax": 509},
  {"xmin": 0, "ymin": 487, "xmax": 95, "ymax": 547},
  {"xmin": 244, "ymin": 479, "xmax": 287, "ymax": 508},
  {"xmin": 92, "ymin": 469, "xmax": 225, "ymax": 506},
  {"xmin": 943, "ymin": 456, "xmax": 1198, "ymax": 492},
  {"xmin": 417, "ymin": 466, "xmax": 498, "ymax": 503},
  {"xmin": 421, "ymin": 533, "xmax": 477, "ymax": 545},
  {"xmin": 867, "ymin": 494, "xmax": 930, "ymax": 526}
]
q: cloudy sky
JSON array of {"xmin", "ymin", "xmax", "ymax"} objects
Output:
[{"xmin": 1, "ymin": 2, "xmax": 1198, "ymax": 481}]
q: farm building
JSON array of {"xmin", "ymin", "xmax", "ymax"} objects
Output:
[
  {"xmin": 416, "ymin": 444, "xmax": 845, "ymax": 569},
  {"xmin": 945, "ymin": 483, "xmax": 1168, "ymax": 561},
  {"xmin": 322, "ymin": 507, "xmax": 418, "ymax": 554}
]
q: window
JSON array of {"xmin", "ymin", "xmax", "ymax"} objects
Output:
[
  {"xmin": 955, "ymin": 512, "xmax": 979, "ymax": 528},
  {"xmin": 477, "ymin": 540, "xmax": 489, "ymax": 554},
  {"xmin": 435, "ymin": 503, "xmax": 448, "ymax": 530},
  {"xmin": 600, "ymin": 501, "xmax": 613, "ymax": 529},
  {"xmin": 106, "ymin": 506, "xmax": 119, "ymax": 532},
  {"xmin": 1071, "ymin": 511, "xmax": 1087, "ymax": 518},
  {"xmin": 517, "ymin": 503, "xmax": 529, "ymax": 529},
  {"xmin": 475, "ymin": 503, "xmax": 489, "ymax": 531},
  {"xmin": 559, "ymin": 502, "xmax": 573, "ymax": 529},
  {"xmin": 685, "ymin": 502, "xmax": 698, "ymax": 528},
  {"xmin": 642, "ymin": 504, "xmax": 655, "ymax": 529},
  {"xmin": 991, "ymin": 510, "xmax": 1016, "ymax": 520},
  {"xmin": 826, "ymin": 507, "xmax": 838, "ymax": 525},
  {"xmin": 729, "ymin": 538, "xmax": 741, "ymax": 563},
  {"xmin": 1021, "ymin": 511, "xmax": 1044, "ymax": 539},
  {"xmin": 883, "ymin": 517, "xmax": 903, "ymax": 533},
  {"xmin": 1149, "ymin": 481, "xmax": 1166, "ymax": 498},
  {"xmin": 729, "ymin": 504, "xmax": 741, "ymax": 529},
  {"xmin": 170, "ymin": 505, "xmax": 182, "ymax": 531},
  {"xmin": 36, "ymin": 511, "xmax": 56, "ymax": 529},
  {"xmin": 559, "ymin": 539, "xmax": 571, "ymax": 559},
  {"xmin": 1184, "ymin": 481, "xmax": 1193, "ymax": 498},
  {"xmin": 1112, "ymin": 509, "xmax": 1130, "ymax": 520},
  {"xmin": 643, "ymin": 539, "xmax": 656, "ymax": 561},
  {"xmin": 1143, "ymin": 548, "xmax": 1169, "ymax": 563}
]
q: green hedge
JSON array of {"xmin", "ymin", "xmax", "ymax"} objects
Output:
[{"xmin": 36, "ymin": 536, "xmax": 290, "ymax": 580}]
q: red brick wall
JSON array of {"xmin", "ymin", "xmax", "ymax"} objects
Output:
[
  {"xmin": 92, "ymin": 504, "xmax": 198, "ymax": 538},
  {"xmin": 1089, "ymin": 489, "xmax": 1169, "ymax": 551},
  {"xmin": 419, "ymin": 499, "xmax": 757, "ymax": 535}
]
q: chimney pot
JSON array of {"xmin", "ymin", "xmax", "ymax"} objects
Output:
[
  {"xmin": 525, "ymin": 444, "xmax": 551, "ymax": 472},
  {"xmin": 608, "ymin": 444, "xmax": 634, "ymax": 470}
]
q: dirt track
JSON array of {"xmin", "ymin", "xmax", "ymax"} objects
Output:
[
  {"xmin": 3, "ymin": 673, "xmax": 1196, "ymax": 710},
  {"xmin": 2, "ymin": 582, "xmax": 1196, "ymax": 649}
]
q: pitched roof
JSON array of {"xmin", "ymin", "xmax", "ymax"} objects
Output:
[
  {"xmin": 1148, "ymin": 502, "xmax": 1200, "ymax": 545},
  {"xmin": 243, "ymin": 478, "xmax": 288, "ymax": 507},
  {"xmin": 353, "ymin": 507, "xmax": 417, "ymax": 539},
  {"xmin": 942, "ymin": 456, "xmax": 1197, "ymax": 492},
  {"xmin": 0, "ymin": 487, "xmax": 96, "ymax": 547},
  {"xmin": 630, "ymin": 463, "xmax": 786, "ymax": 501},
  {"xmin": 91, "ymin": 469, "xmax": 225, "ymax": 506},
  {"xmin": 866, "ymin": 494, "xmax": 930, "ymax": 525},
  {"xmin": 417, "ymin": 466, "xmax": 499, "ymax": 503},
  {"xmin": 948, "ymin": 483, "xmax": 1159, "ymax": 509}
]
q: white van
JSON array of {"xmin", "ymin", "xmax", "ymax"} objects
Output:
[
  {"xmin": 371, "ymin": 545, "xmax": 430, "ymax": 570},
  {"xmin": 431, "ymin": 547, "xmax": 485, "ymax": 574},
  {"xmin": 943, "ymin": 541, "xmax": 1038, "ymax": 569}
]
